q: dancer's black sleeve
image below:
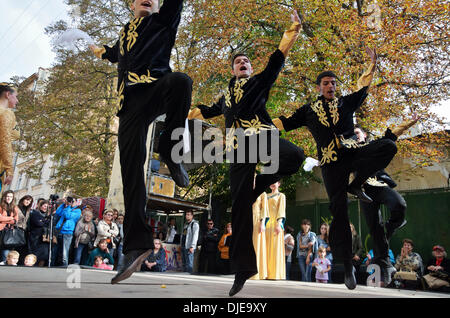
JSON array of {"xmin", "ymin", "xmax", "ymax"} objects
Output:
[
  {"xmin": 156, "ymin": 0, "xmax": 184, "ymax": 28},
  {"xmin": 278, "ymin": 104, "xmax": 308, "ymax": 132},
  {"xmin": 197, "ymin": 96, "xmax": 225, "ymax": 119},
  {"xmin": 342, "ymin": 86, "xmax": 369, "ymax": 112},
  {"xmin": 257, "ymin": 49, "xmax": 286, "ymax": 86},
  {"xmin": 102, "ymin": 41, "xmax": 120, "ymax": 64}
]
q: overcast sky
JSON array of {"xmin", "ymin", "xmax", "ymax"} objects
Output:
[{"xmin": 0, "ymin": 0, "xmax": 448, "ymax": 128}]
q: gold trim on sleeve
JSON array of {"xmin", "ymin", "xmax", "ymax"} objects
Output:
[
  {"xmin": 272, "ymin": 118, "xmax": 284, "ymax": 131},
  {"xmin": 357, "ymin": 62, "xmax": 376, "ymax": 90},
  {"xmin": 93, "ymin": 47, "xmax": 106, "ymax": 59},
  {"xmin": 278, "ymin": 21, "xmax": 301, "ymax": 57},
  {"xmin": 187, "ymin": 108, "xmax": 205, "ymax": 120}
]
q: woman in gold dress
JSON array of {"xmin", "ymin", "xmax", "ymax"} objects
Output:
[
  {"xmin": 251, "ymin": 191, "xmax": 269, "ymax": 280},
  {"xmin": 266, "ymin": 181, "xmax": 286, "ymax": 279}
]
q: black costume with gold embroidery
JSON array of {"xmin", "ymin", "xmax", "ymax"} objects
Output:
[
  {"xmin": 360, "ymin": 128, "xmax": 407, "ymax": 265},
  {"xmin": 278, "ymin": 88, "xmax": 397, "ymax": 261},
  {"xmin": 98, "ymin": 0, "xmax": 192, "ymax": 254},
  {"xmin": 195, "ymin": 49, "xmax": 305, "ymax": 274}
]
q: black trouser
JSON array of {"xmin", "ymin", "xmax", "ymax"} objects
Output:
[
  {"xmin": 361, "ymin": 184, "xmax": 406, "ymax": 259},
  {"xmin": 119, "ymin": 72, "xmax": 192, "ymax": 254},
  {"xmin": 321, "ymin": 138, "xmax": 397, "ymax": 261},
  {"xmin": 229, "ymin": 138, "xmax": 304, "ymax": 273}
]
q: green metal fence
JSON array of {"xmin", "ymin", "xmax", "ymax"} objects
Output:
[{"xmin": 286, "ymin": 188, "xmax": 450, "ymax": 264}]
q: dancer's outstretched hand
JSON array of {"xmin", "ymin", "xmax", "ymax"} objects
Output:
[
  {"xmin": 366, "ymin": 47, "xmax": 378, "ymax": 64},
  {"xmin": 291, "ymin": 9, "xmax": 301, "ymax": 25}
]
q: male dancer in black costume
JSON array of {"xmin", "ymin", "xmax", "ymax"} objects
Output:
[
  {"xmin": 273, "ymin": 49, "xmax": 398, "ymax": 289},
  {"xmin": 90, "ymin": 0, "xmax": 191, "ymax": 284},
  {"xmin": 188, "ymin": 10, "xmax": 305, "ymax": 296},
  {"xmin": 354, "ymin": 114, "xmax": 419, "ymax": 285}
]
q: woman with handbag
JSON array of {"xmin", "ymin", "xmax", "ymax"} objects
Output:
[
  {"xmin": 16, "ymin": 195, "xmax": 33, "ymax": 264},
  {"xmin": 0, "ymin": 190, "xmax": 20, "ymax": 262}
]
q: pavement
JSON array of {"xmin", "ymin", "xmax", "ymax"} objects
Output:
[{"xmin": 0, "ymin": 266, "xmax": 449, "ymax": 299}]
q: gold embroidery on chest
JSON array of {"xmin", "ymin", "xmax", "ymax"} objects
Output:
[
  {"xmin": 126, "ymin": 17, "xmax": 144, "ymax": 52},
  {"xmin": 320, "ymin": 140, "xmax": 338, "ymax": 166},
  {"xmin": 225, "ymin": 91, "xmax": 232, "ymax": 108},
  {"xmin": 119, "ymin": 27, "xmax": 126, "ymax": 56},
  {"xmin": 328, "ymin": 98, "xmax": 339, "ymax": 125},
  {"xmin": 311, "ymin": 98, "xmax": 340, "ymax": 127},
  {"xmin": 128, "ymin": 70, "xmax": 157, "ymax": 84},
  {"xmin": 233, "ymin": 78, "xmax": 248, "ymax": 103}
]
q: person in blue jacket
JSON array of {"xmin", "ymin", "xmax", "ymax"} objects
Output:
[{"xmin": 54, "ymin": 197, "xmax": 81, "ymax": 266}]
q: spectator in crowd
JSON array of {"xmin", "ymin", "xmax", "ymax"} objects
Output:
[
  {"xmin": 17, "ymin": 195, "xmax": 33, "ymax": 263},
  {"xmin": 54, "ymin": 197, "xmax": 82, "ymax": 266},
  {"xmin": 141, "ymin": 239, "xmax": 167, "ymax": 272},
  {"xmin": 284, "ymin": 226, "xmax": 295, "ymax": 280},
  {"xmin": 181, "ymin": 211, "xmax": 199, "ymax": 273},
  {"xmin": 312, "ymin": 246, "xmax": 332, "ymax": 283},
  {"xmin": 166, "ymin": 217, "xmax": 178, "ymax": 243},
  {"xmin": 317, "ymin": 222, "xmax": 333, "ymax": 282},
  {"xmin": 24, "ymin": 254, "xmax": 37, "ymax": 267},
  {"xmin": 422, "ymin": 245, "xmax": 449, "ymax": 291},
  {"xmin": 93, "ymin": 255, "xmax": 113, "ymax": 270},
  {"xmin": 94, "ymin": 210, "xmax": 119, "ymax": 258},
  {"xmin": 0, "ymin": 250, "xmax": 19, "ymax": 266},
  {"xmin": 391, "ymin": 238, "xmax": 423, "ymax": 289},
  {"xmin": 115, "ymin": 214, "xmax": 125, "ymax": 270},
  {"xmin": 29, "ymin": 200, "xmax": 57, "ymax": 267},
  {"xmin": 218, "ymin": 223, "xmax": 232, "ymax": 275},
  {"xmin": 296, "ymin": 219, "xmax": 317, "ymax": 282},
  {"xmin": 73, "ymin": 208, "xmax": 96, "ymax": 265},
  {"xmin": 198, "ymin": 219, "xmax": 220, "ymax": 274},
  {"xmin": 350, "ymin": 223, "xmax": 364, "ymax": 269},
  {"xmin": 364, "ymin": 248, "xmax": 395, "ymax": 266},
  {"xmin": 0, "ymin": 190, "xmax": 19, "ymax": 262},
  {"xmin": 86, "ymin": 238, "xmax": 114, "ymax": 267},
  {"xmin": 112, "ymin": 209, "xmax": 119, "ymax": 223}
]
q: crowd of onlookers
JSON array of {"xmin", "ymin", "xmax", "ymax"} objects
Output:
[{"xmin": 1, "ymin": 190, "xmax": 448, "ymax": 293}]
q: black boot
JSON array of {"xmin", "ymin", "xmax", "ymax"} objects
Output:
[
  {"xmin": 348, "ymin": 185, "xmax": 373, "ymax": 203},
  {"xmin": 158, "ymin": 135, "xmax": 189, "ymax": 188},
  {"xmin": 111, "ymin": 249, "xmax": 152, "ymax": 284},
  {"xmin": 385, "ymin": 219, "xmax": 407, "ymax": 241},
  {"xmin": 343, "ymin": 260, "xmax": 357, "ymax": 290},
  {"xmin": 228, "ymin": 271, "xmax": 257, "ymax": 297}
]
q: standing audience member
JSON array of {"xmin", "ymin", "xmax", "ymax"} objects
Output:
[
  {"xmin": 94, "ymin": 210, "xmax": 119, "ymax": 258},
  {"xmin": 141, "ymin": 239, "xmax": 167, "ymax": 272},
  {"xmin": 218, "ymin": 223, "xmax": 232, "ymax": 275},
  {"xmin": 86, "ymin": 238, "xmax": 114, "ymax": 267},
  {"xmin": 350, "ymin": 223, "xmax": 364, "ymax": 269},
  {"xmin": 73, "ymin": 208, "xmax": 96, "ymax": 265},
  {"xmin": 284, "ymin": 226, "xmax": 295, "ymax": 280},
  {"xmin": 166, "ymin": 217, "xmax": 178, "ymax": 243},
  {"xmin": 16, "ymin": 195, "xmax": 33, "ymax": 263},
  {"xmin": 54, "ymin": 197, "xmax": 82, "ymax": 266},
  {"xmin": 93, "ymin": 255, "xmax": 113, "ymax": 270},
  {"xmin": 312, "ymin": 246, "xmax": 332, "ymax": 283},
  {"xmin": 296, "ymin": 219, "xmax": 317, "ymax": 282},
  {"xmin": 0, "ymin": 190, "xmax": 19, "ymax": 262},
  {"xmin": 115, "ymin": 214, "xmax": 125, "ymax": 270},
  {"xmin": 198, "ymin": 219, "xmax": 220, "ymax": 274},
  {"xmin": 0, "ymin": 250, "xmax": 19, "ymax": 266},
  {"xmin": 317, "ymin": 222, "xmax": 333, "ymax": 282},
  {"xmin": 29, "ymin": 200, "xmax": 56, "ymax": 267},
  {"xmin": 422, "ymin": 245, "xmax": 450, "ymax": 291},
  {"xmin": 24, "ymin": 254, "xmax": 37, "ymax": 267},
  {"xmin": 391, "ymin": 238, "xmax": 423, "ymax": 289},
  {"xmin": 266, "ymin": 181, "xmax": 286, "ymax": 280},
  {"xmin": 181, "ymin": 211, "xmax": 199, "ymax": 273}
]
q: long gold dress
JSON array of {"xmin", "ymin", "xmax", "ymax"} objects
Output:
[
  {"xmin": 266, "ymin": 192, "xmax": 286, "ymax": 279},
  {"xmin": 250, "ymin": 192, "xmax": 269, "ymax": 280}
]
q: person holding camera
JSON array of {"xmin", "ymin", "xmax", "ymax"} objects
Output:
[{"xmin": 54, "ymin": 197, "xmax": 82, "ymax": 266}]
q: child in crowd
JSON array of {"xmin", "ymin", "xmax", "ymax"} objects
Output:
[
  {"xmin": 93, "ymin": 255, "xmax": 113, "ymax": 270},
  {"xmin": 24, "ymin": 254, "xmax": 37, "ymax": 267},
  {"xmin": 86, "ymin": 238, "xmax": 114, "ymax": 267},
  {"xmin": 0, "ymin": 250, "xmax": 19, "ymax": 266},
  {"xmin": 312, "ymin": 246, "xmax": 331, "ymax": 283}
]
